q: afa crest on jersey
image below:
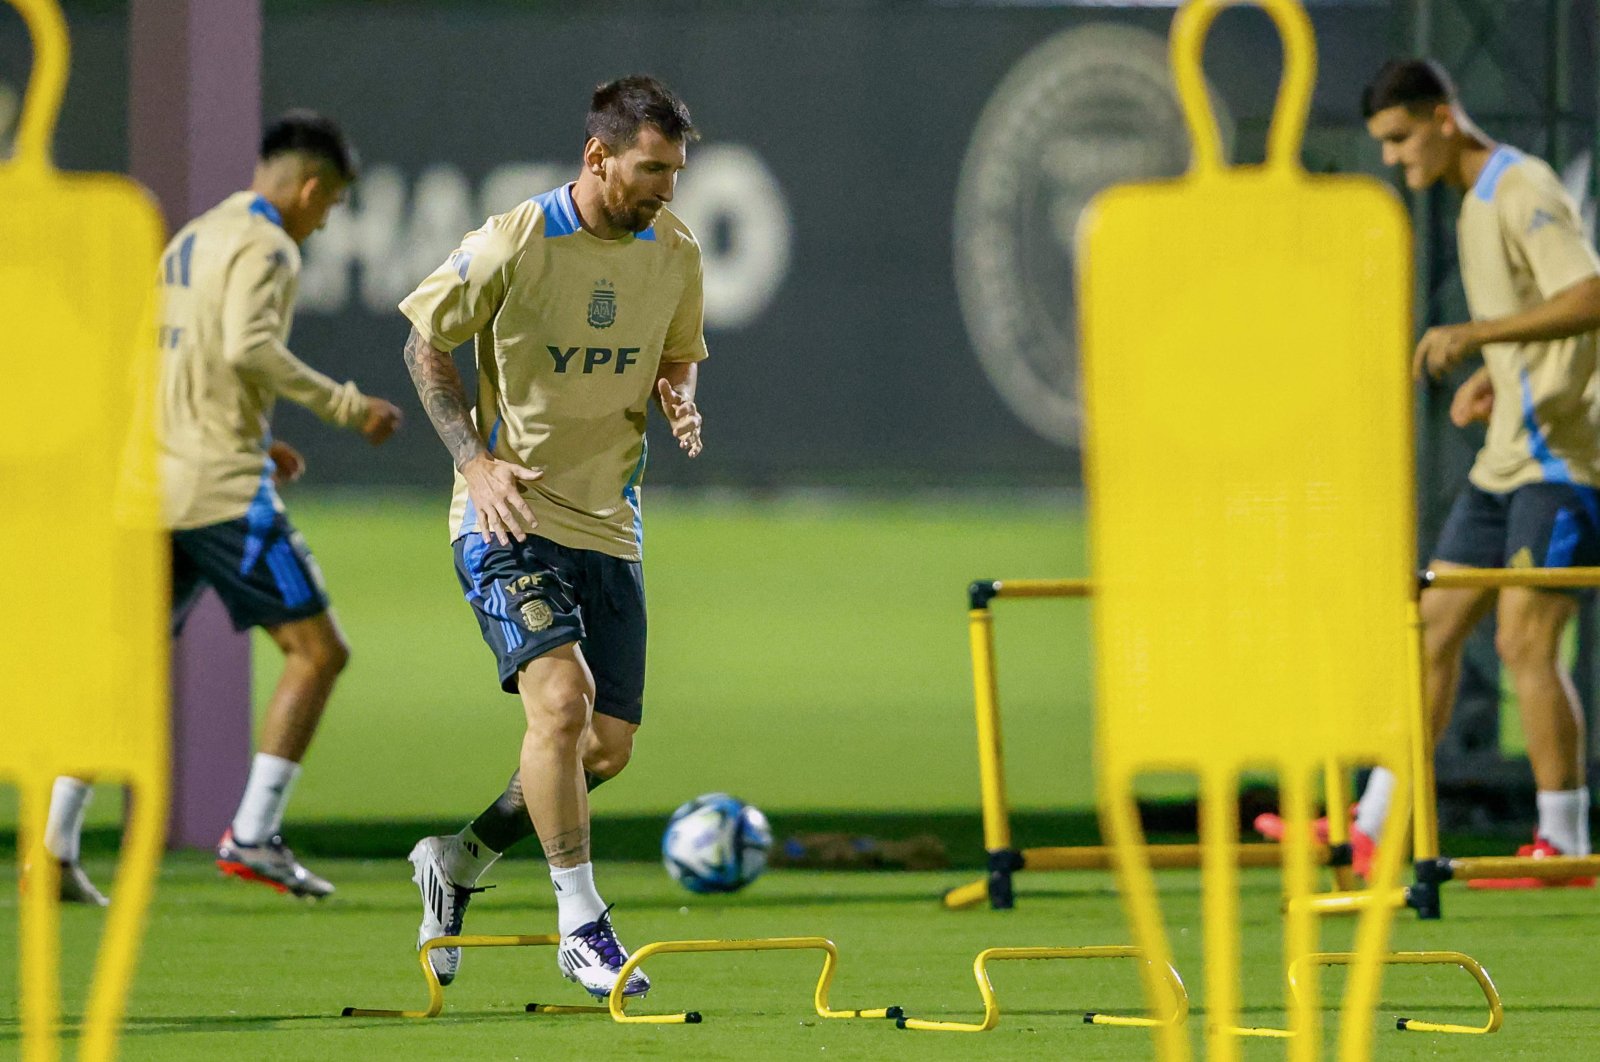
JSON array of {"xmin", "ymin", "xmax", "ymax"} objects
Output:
[{"xmin": 588, "ymin": 280, "xmax": 616, "ymax": 329}]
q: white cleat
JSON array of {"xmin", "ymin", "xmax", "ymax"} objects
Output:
[
  {"xmin": 216, "ymin": 829, "xmax": 334, "ymax": 899},
  {"xmin": 557, "ymin": 907, "xmax": 650, "ymax": 999},
  {"xmin": 408, "ymin": 836, "xmax": 486, "ymax": 986}
]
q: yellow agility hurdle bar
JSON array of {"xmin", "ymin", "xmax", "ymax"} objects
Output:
[
  {"xmin": 895, "ymin": 945, "xmax": 1188, "ymax": 1033},
  {"xmin": 946, "ymin": 577, "xmax": 1348, "ymax": 910},
  {"xmin": 1404, "ymin": 565, "xmax": 1600, "ymax": 916},
  {"xmin": 341, "ymin": 934, "xmax": 606, "ymax": 1019},
  {"xmin": 1231, "ymin": 950, "xmax": 1502, "ymax": 1038},
  {"xmin": 593, "ymin": 937, "xmax": 902, "ymax": 1025}
]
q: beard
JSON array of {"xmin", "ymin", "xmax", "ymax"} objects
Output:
[{"xmin": 601, "ymin": 184, "xmax": 661, "ymax": 233}]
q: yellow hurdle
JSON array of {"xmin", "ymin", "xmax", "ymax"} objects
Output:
[
  {"xmin": 599, "ymin": 937, "xmax": 901, "ymax": 1025},
  {"xmin": 947, "ymin": 577, "xmax": 1355, "ymax": 911},
  {"xmin": 1232, "ymin": 951, "xmax": 1502, "ymax": 1038},
  {"xmin": 1, "ymin": 3, "xmax": 169, "ymax": 1062},
  {"xmin": 896, "ymin": 945, "xmax": 1188, "ymax": 1033},
  {"xmin": 340, "ymin": 934, "xmax": 607, "ymax": 1019}
]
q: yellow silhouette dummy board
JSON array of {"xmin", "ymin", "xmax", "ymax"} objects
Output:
[
  {"xmin": 1078, "ymin": 1, "xmax": 1416, "ymax": 1059},
  {"xmin": 0, "ymin": 2, "xmax": 168, "ymax": 1060}
]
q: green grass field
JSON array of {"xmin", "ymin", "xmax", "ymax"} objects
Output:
[
  {"xmin": 4, "ymin": 493, "xmax": 1599, "ymax": 1057},
  {"xmin": 3, "ymin": 856, "xmax": 1596, "ymax": 1060}
]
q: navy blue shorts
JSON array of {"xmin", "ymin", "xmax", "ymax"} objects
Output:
[
  {"xmin": 1434, "ymin": 483, "xmax": 1600, "ymax": 583},
  {"xmin": 453, "ymin": 534, "xmax": 646, "ymax": 724},
  {"xmin": 171, "ymin": 510, "xmax": 330, "ymax": 634}
]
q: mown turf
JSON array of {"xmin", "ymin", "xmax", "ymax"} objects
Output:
[{"xmin": 2, "ymin": 856, "xmax": 1597, "ymax": 1060}]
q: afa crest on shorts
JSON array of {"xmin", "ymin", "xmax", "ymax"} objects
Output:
[{"xmin": 588, "ymin": 280, "xmax": 617, "ymax": 329}]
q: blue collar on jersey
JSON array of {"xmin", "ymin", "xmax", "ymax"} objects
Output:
[
  {"xmin": 248, "ymin": 194, "xmax": 285, "ymax": 228},
  {"xmin": 538, "ymin": 183, "xmax": 656, "ymax": 242}
]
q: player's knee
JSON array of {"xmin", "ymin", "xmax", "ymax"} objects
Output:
[
  {"xmin": 522, "ymin": 676, "xmax": 594, "ymax": 741},
  {"xmin": 585, "ymin": 732, "xmax": 634, "ymax": 780},
  {"xmin": 285, "ymin": 626, "xmax": 349, "ymax": 679},
  {"xmin": 309, "ymin": 632, "xmax": 351, "ymax": 678},
  {"xmin": 1494, "ymin": 622, "xmax": 1552, "ymax": 673}
]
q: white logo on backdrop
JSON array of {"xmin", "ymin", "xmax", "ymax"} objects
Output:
[
  {"xmin": 299, "ymin": 144, "xmax": 792, "ymax": 331},
  {"xmin": 953, "ymin": 25, "xmax": 1234, "ymax": 447}
]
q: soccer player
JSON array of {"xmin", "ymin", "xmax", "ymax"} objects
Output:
[
  {"xmin": 44, "ymin": 112, "xmax": 403, "ymax": 904},
  {"xmin": 398, "ymin": 75, "xmax": 706, "ymax": 997},
  {"xmin": 1259, "ymin": 59, "xmax": 1600, "ymax": 887}
]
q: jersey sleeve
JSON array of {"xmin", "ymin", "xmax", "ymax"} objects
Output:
[
  {"xmin": 399, "ymin": 203, "xmax": 534, "ymax": 352},
  {"xmin": 661, "ymin": 237, "xmax": 710, "ymax": 364},
  {"xmin": 221, "ymin": 233, "xmax": 369, "ymax": 428},
  {"xmin": 1501, "ymin": 168, "xmax": 1600, "ymax": 300}
]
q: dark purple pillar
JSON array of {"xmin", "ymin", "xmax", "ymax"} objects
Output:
[{"xmin": 129, "ymin": 0, "xmax": 262, "ymax": 848}]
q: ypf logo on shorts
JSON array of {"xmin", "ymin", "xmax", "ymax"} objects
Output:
[{"xmin": 953, "ymin": 25, "xmax": 1234, "ymax": 447}]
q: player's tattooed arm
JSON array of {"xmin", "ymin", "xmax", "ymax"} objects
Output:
[
  {"xmin": 542, "ymin": 825, "xmax": 590, "ymax": 865},
  {"xmin": 404, "ymin": 326, "xmax": 542, "ymax": 545},
  {"xmin": 402, "ymin": 327, "xmax": 484, "ymax": 469}
]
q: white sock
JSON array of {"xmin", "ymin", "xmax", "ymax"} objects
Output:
[
  {"xmin": 444, "ymin": 826, "xmax": 502, "ymax": 886},
  {"xmin": 1354, "ymin": 766, "xmax": 1396, "ymax": 840},
  {"xmin": 231, "ymin": 754, "xmax": 301, "ymax": 845},
  {"xmin": 44, "ymin": 777, "xmax": 93, "ymax": 863},
  {"xmin": 550, "ymin": 862, "xmax": 607, "ymax": 936},
  {"xmin": 1536, "ymin": 788, "xmax": 1590, "ymax": 856}
]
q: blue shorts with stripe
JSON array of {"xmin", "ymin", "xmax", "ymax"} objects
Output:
[
  {"xmin": 453, "ymin": 534, "xmax": 646, "ymax": 725},
  {"xmin": 171, "ymin": 510, "xmax": 330, "ymax": 634},
  {"xmin": 1434, "ymin": 482, "xmax": 1600, "ymax": 592}
]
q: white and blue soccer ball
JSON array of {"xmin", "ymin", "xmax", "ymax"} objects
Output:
[{"xmin": 662, "ymin": 793, "xmax": 772, "ymax": 894}]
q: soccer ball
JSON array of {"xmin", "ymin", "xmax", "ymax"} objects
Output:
[{"xmin": 661, "ymin": 793, "xmax": 772, "ymax": 894}]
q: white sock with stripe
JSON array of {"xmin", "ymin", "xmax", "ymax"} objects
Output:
[
  {"xmin": 551, "ymin": 862, "xmax": 607, "ymax": 936},
  {"xmin": 45, "ymin": 776, "xmax": 93, "ymax": 863},
  {"xmin": 231, "ymin": 754, "xmax": 301, "ymax": 845},
  {"xmin": 1354, "ymin": 766, "xmax": 1396, "ymax": 840},
  {"xmin": 444, "ymin": 826, "xmax": 501, "ymax": 886},
  {"xmin": 1536, "ymin": 788, "xmax": 1590, "ymax": 856}
]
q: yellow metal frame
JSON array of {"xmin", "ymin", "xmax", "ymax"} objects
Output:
[
  {"xmin": 946, "ymin": 577, "xmax": 1350, "ymax": 911},
  {"xmin": 1232, "ymin": 951, "xmax": 1502, "ymax": 1037},
  {"xmin": 601, "ymin": 937, "xmax": 901, "ymax": 1025},
  {"xmin": 1296, "ymin": 952, "xmax": 1502, "ymax": 1035},
  {"xmin": 1409, "ymin": 565, "xmax": 1600, "ymax": 895},
  {"xmin": 341, "ymin": 935, "xmax": 606, "ymax": 1019},
  {"xmin": 896, "ymin": 945, "xmax": 1188, "ymax": 1033}
]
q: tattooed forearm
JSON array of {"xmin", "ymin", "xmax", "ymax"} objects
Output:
[
  {"xmin": 541, "ymin": 825, "xmax": 590, "ymax": 864},
  {"xmin": 402, "ymin": 328, "xmax": 486, "ymax": 469}
]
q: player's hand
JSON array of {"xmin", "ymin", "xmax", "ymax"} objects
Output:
[
  {"xmin": 361, "ymin": 397, "xmax": 404, "ymax": 445},
  {"xmin": 656, "ymin": 378, "xmax": 703, "ymax": 458},
  {"xmin": 268, "ymin": 440, "xmax": 305, "ymax": 486},
  {"xmin": 1413, "ymin": 323, "xmax": 1483, "ymax": 380},
  {"xmin": 461, "ymin": 452, "xmax": 544, "ymax": 546},
  {"xmin": 1449, "ymin": 368, "xmax": 1495, "ymax": 427}
]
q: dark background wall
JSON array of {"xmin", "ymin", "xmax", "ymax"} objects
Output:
[{"xmin": 2, "ymin": 1, "xmax": 1592, "ymax": 495}]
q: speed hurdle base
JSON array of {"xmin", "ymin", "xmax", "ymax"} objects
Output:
[
  {"xmin": 541, "ymin": 937, "xmax": 902, "ymax": 1026},
  {"xmin": 341, "ymin": 934, "xmax": 607, "ymax": 1019},
  {"xmin": 895, "ymin": 945, "xmax": 1188, "ymax": 1033},
  {"xmin": 946, "ymin": 578, "xmax": 1351, "ymax": 910}
]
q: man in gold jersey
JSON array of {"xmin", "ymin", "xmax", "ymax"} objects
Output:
[
  {"xmin": 43, "ymin": 113, "xmax": 403, "ymax": 904},
  {"xmin": 1258, "ymin": 60, "xmax": 1600, "ymax": 887},
  {"xmin": 399, "ymin": 76, "xmax": 706, "ymax": 997}
]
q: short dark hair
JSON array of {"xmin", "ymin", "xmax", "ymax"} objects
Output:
[
  {"xmin": 585, "ymin": 75, "xmax": 698, "ymax": 150},
  {"xmin": 260, "ymin": 110, "xmax": 359, "ymax": 182},
  {"xmin": 1361, "ymin": 59, "xmax": 1456, "ymax": 119}
]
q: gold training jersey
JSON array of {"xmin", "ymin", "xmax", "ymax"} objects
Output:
[
  {"xmin": 400, "ymin": 184, "xmax": 709, "ymax": 560},
  {"xmin": 158, "ymin": 192, "xmax": 371, "ymax": 529},
  {"xmin": 1458, "ymin": 147, "xmax": 1600, "ymax": 493}
]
